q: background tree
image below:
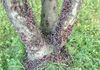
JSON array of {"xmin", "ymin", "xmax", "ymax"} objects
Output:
[{"xmin": 2, "ymin": 0, "xmax": 82, "ymax": 70}]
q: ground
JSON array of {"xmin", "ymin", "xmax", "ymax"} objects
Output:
[{"xmin": 0, "ymin": 0, "xmax": 100, "ymax": 70}]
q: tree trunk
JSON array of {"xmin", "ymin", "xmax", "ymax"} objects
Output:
[{"xmin": 2, "ymin": 0, "xmax": 82, "ymax": 70}]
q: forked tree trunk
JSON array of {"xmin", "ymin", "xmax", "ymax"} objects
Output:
[{"xmin": 2, "ymin": 0, "xmax": 82, "ymax": 70}]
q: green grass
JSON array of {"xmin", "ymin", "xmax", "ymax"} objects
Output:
[
  {"xmin": 0, "ymin": 0, "xmax": 100, "ymax": 70},
  {"xmin": 0, "ymin": 2, "xmax": 25, "ymax": 70}
]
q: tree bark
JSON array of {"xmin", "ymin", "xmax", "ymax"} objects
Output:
[
  {"xmin": 2, "ymin": 0, "xmax": 82, "ymax": 70},
  {"xmin": 41, "ymin": 0, "xmax": 58, "ymax": 34},
  {"xmin": 41, "ymin": 0, "xmax": 82, "ymax": 51},
  {"xmin": 2, "ymin": 0, "xmax": 53, "ymax": 61}
]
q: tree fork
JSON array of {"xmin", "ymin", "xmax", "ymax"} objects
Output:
[
  {"xmin": 45, "ymin": 0, "xmax": 82, "ymax": 51},
  {"xmin": 2, "ymin": 0, "xmax": 82, "ymax": 70}
]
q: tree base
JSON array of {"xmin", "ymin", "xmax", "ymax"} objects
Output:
[{"xmin": 24, "ymin": 46, "xmax": 72, "ymax": 70}]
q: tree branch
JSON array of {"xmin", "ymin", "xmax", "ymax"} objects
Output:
[
  {"xmin": 47, "ymin": 0, "xmax": 82, "ymax": 50},
  {"xmin": 41, "ymin": 0, "xmax": 58, "ymax": 34}
]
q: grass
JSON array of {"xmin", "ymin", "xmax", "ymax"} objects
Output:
[{"xmin": 0, "ymin": 0, "xmax": 100, "ymax": 70}]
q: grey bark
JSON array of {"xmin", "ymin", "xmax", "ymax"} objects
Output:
[
  {"xmin": 2, "ymin": 0, "xmax": 53, "ymax": 61},
  {"xmin": 41, "ymin": 0, "xmax": 82, "ymax": 51},
  {"xmin": 41, "ymin": 0, "xmax": 58, "ymax": 34},
  {"xmin": 2, "ymin": 0, "xmax": 82, "ymax": 70}
]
